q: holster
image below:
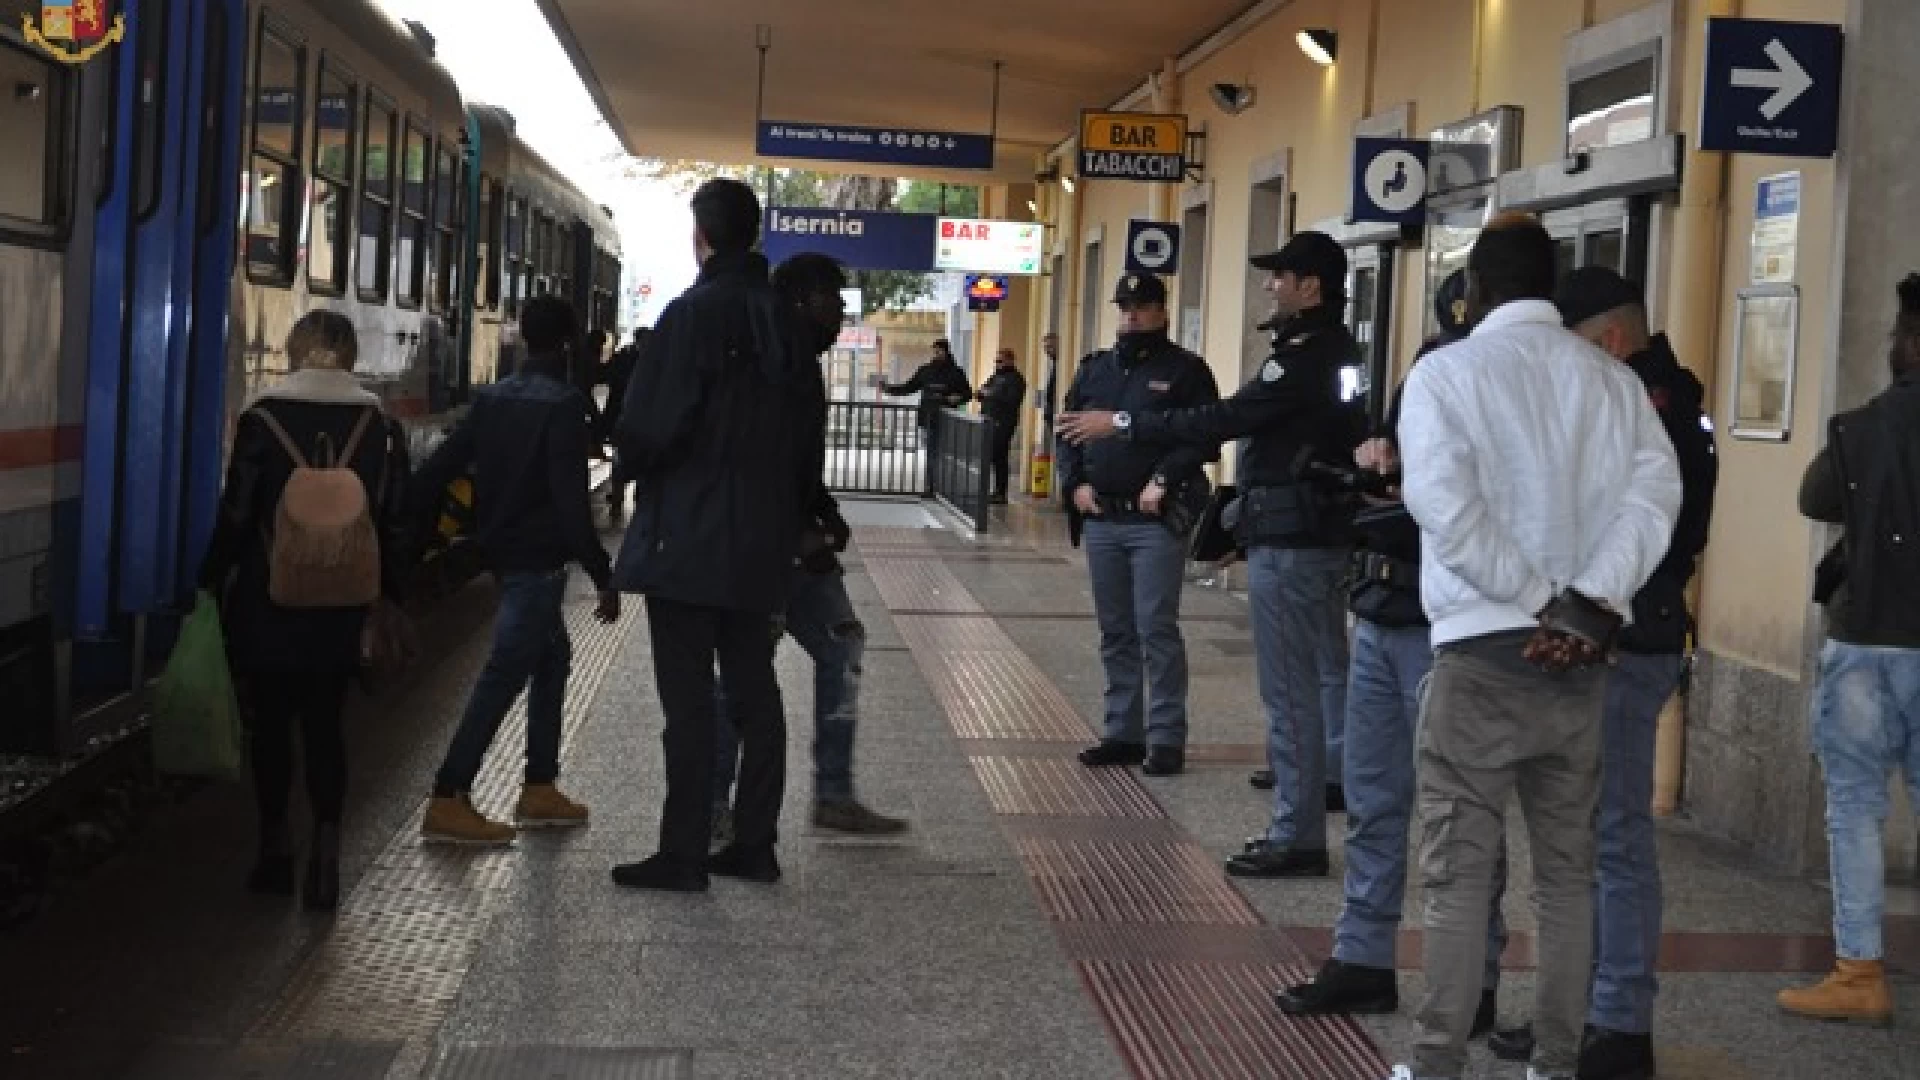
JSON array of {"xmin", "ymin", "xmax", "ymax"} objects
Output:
[{"xmin": 1237, "ymin": 484, "xmax": 1320, "ymax": 547}]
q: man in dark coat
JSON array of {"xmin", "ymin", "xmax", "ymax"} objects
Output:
[
  {"xmin": 882, "ymin": 339, "xmax": 974, "ymax": 430},
  {"xmin": 601, "ymin": 326, "xmax": 647, "ymax": 518},
  {"xmin": 607, "ymin": 178, "xmax": 811, "ymax": 892},
  {"xmin": 975, "ymin": 347, "xmax": 1029, "ymax": 503}
]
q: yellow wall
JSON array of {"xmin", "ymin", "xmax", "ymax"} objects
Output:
[{"xmin": 1030, "ymin": 0, "xmax": 1849, "ymax": 676}]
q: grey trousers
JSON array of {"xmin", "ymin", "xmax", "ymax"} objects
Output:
[{"xmin": 1412, "ymin": 631, "xmax": 1607, "ymax": 1080}]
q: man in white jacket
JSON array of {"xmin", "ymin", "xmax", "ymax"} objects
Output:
[{"xmin": 1387, "ymin": 217, "xmax": 1681, "ymax": 1080}]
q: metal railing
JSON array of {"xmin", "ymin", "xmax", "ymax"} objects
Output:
[{"xmin": 822, "ymin": 401, "xmax": 992, "ymax": 533}]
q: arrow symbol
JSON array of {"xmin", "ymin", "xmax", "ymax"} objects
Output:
[{"xmin": 1731, "ymin": 39, "xmax": 1813, "ymax": 122}]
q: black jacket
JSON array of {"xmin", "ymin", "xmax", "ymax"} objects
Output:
[
  {"xmin": 1622, "ymin": 335, "xmax": 1717, "ymax": 653},
  {"xmin": 410, "ymin": 369, "xmax": 612, "ymax": 591},
  {"xmin": 1801, "ymin": 376, "xmax": 1920, "ymax": 649},
  {"xmin": 1128, "ymin": 306, "xmax": 1362, "ymax": 548},
  {"xmin": 1056, "ymin": 329, "xmax": 1220, "ymax": 501},
  {"xmin": 610, "ymin": 250, "xmax": 810, "ymax": 614},
  {"xmin": 1349, "ymin": 380, "xmax": 1426, "ymax": 628},
  {"xmin": 200, "ymin": 380, "xmax": 411, "ymax": 676},
  {"xmin": 884, "ymin": 358, "xmax": 974, "ymax": 427},
  {"xmin": 792, "ymin": 314, "xmax": 849, "ymax": 577},
  {"xmin": 599, "ymin": 344, "xmax": 640, "ymax": 438},
  {"xmin": 978, "ymin": 366, "xmax": 1028, "ymax": 430}
]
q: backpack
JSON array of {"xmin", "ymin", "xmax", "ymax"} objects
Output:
[{"xmin": 254, "ymin": 406, "xmax": 383, "ymax": 609}]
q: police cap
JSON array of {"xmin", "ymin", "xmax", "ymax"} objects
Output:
[
  {"xmin": 1251, "ymin": 231, "xmax": 1348, "ymax": 291},
  {"xmin": 1554, "ymin": 266, "xmax": 1644, "ymax": 330},
  {"xmin": 1434, "ymin": 269, "xmax": 1469, "ymax": 338},
  {"xmin": 1112, "ymin": 273, "xmax": 1168, "ymax": 306}
]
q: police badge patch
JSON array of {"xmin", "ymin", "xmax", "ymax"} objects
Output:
[{"xmin": 1261, "ymin": 360, "xmax": 1285, "ymax": 383}]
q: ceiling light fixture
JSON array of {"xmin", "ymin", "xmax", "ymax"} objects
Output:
[{"xmin": 1297, "ymin": 28, "xmax": 1337, "ymax": 67}]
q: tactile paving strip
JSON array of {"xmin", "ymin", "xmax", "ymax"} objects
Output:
[
  {"xmin": 894, "ymin": 613, "xmax": 1019, "ymax": 654},
  {"xmin": 251, "ymin": 593, "xmax": 637, "ymax": 1045},
  {"xmin": 429, "ymin": 1045, "xmax": 690, "ymax": 1079},
  {"xmin": 119, "ymin": 1040, "xmax": 404, "ymax": 1080},
  {"xmin": 915, "ymin": 650, "xmax": 1096, "ymax": 741},
  {"xmin": 971, "ymin": 756, "xmax": 1166, "ymax": 819},
  {"xmin": 863, "ymin": 557, "xmax": 984, "ymax": 613},
  {"xmin": 1015, "ymin": 835, "xmax": 1261, "ymax": 926},
  {"xmin": 1078, "ymin": 959, "xmax": 1389, "ymax": 1080}
]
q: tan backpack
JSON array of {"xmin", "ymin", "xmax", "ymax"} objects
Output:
[{"xmin": 254, "ymin": 406, "xmax": 383, "ymax": 609}]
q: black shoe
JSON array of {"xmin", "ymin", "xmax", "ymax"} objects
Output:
[
  {"xmin": 990, "ymin": 493, "xmax": 1010, "ymax": 505},
  {"xmin": 1142, "ymin": 747, "xmax": 1185, "ymax": 776},
  {"xmin": 1250, "ymin": 769, "xmax": 1276, "ymax": 790},
  {"xmin": 247, "ymin": 855, "xmax": 295, "ymax": 896},
  {"xmin": 1472, "ymin": 988, "xmax": 1499, "ymax": 1039},
  {"xmin": 1325, "ymin": 784, "xmax": 1347, "ymax": 814},
  {"xmin": 1079, "ymin": 740, "xmax": 1147, "ymax": 769},
  {"xmin": 1276, "ymin": 959, "xmax": 1398, "ymax": 1016},
  {"xmin": 612, "ymin": 853, "xmax": 711, "ymax": 893},
  {"xmin": 1578, "ymin": 1026, "xmax": 1655, "ymax": 1080},
  {"xmin": 709, "ymin": 844, "xmax": 781, "ymax": 884},
  {"xmin": 1488, "ymin": 1022, "xmax": 1535, "ymax": 1063},
  {"xmin": 1225, "ymin": 842, "xmax": 1330, "ymax": 879}
]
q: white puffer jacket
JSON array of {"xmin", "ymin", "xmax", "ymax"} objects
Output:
[{"xmin": 1399, "ymin": 299, "xmax": 1682, "ymax": 646}]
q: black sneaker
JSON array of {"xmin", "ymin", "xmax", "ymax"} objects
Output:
[
  {"xmin": 612, "ymin": 853, "xmax": 710, "ymax": 893},
  {"xmin": 1250, "ymin": 769, "xmax": 1276, "ymax": 790},
  {"xmin": 708, "ymin": 844, "xmax": 782, "ymax": 884},
  {"xmin": 1578, "ymin": 1026, "xmax": 1655, "ymax": 1080},
  {"xmin": 1225, "ymin": 841, "xmax": 1330, "ymax": 879},
  {"xmin": 1142, "ymin": 746, "xmax": 1185, "ymax": 776},
  {"xmin": 1276, "ymin": 959, "xmax": 1398, "ymax": 1016},
  {"xmin": 1488, "ymin": 1019, "xmax": 1537, "ymax": 1061},
  {"xmin": 1079, "ymin": 740, "xmax": 1147, "ymax": 768}
]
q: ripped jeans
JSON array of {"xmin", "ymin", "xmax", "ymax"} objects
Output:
[{"xmin": 715, "ymin": 568, "xmax": 866, "ymax": 807}]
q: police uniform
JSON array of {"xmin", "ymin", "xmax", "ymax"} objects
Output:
[
  {"xmin": 1056, "ymin": 273, "xmax": 1221, "ymax": 773},
  {"xmin": 1277, "ymin": 269, "xmax": 1509, "ymax": 1023},
  {"xmin": 1114, "ymin": 232, "xmax": 1363, "ymax": 877}
]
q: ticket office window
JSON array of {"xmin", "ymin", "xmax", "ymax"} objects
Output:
[
  {"xmin": 1543, "ymin": 199, "xmax": 1647, "ymax": 282},
  {"xmin": 1424, "ymin": 192, "xmax": 1491, "ymax": 341},
  {"xmin": 1347, "ymin": 247, "xmax": 1395, "ymax": 424}
]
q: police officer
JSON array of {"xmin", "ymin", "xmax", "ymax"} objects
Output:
[
  {"xmin": 1275, "ymin": 272, "xmax": 1506, "ymax": 1037},
  {"xmin": 1060, "ymin": 232, "xmax": 1361, "ymax": 876},
  {"xmin": 1055, "ymin": 273, "xmax": 1221, "ymax": 776}
]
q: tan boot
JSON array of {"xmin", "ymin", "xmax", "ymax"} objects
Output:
[
  {"xmin": 515, "ymin": 783, "xmax": 589, "ymax": 827},
  {"xmin": 421, "ymin": 795, "xmax": 516, "ymax": 846},
  {"xmin": 1778, "ymin": 959, "xmax": 1894, "ymax": 1025}
]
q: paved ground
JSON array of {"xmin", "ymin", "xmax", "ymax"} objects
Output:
[{"xmin": 0, "ymin": 496, "xmax": 1916, "ymax": 1079}]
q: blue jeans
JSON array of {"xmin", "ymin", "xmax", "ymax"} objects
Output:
[
  {"xmin": 434, "ymin": 569, "xmax": 571, "ymax": 795},
  {"xmin": 1249, "ymin": 545, "xmax": 1350, "ymax": 849},
  {"xmin": 1590, "ymin": 651, "xmax": 1685, "ymax": 1032},
  {"xmin": 1336, "ymin": 620, "xmax": 1506, "ymax": 985},
  {"xmin": 715, "ymin": 570, "xmax": 866, "ymax": 807},
  {"xmin": 1084, "ymin": 519, "xmax": 1190, "ymax": 749},
  {"xmin": 1812, "ymin": 639, "xmax": 1920, "ymax": 961}
]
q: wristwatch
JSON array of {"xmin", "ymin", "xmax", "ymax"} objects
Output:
[{"xmin": 1113, "ymin": 411, "xmax": 1133, "ymax": 431}]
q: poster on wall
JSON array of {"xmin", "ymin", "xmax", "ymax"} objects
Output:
[
  {"xmin": 1751, "ymin": 172, "xmax": 1801, "ymax": 284},
  {"xmin": 1730, "ymin": 284, "xmax": 1800, "ymax": 442}
]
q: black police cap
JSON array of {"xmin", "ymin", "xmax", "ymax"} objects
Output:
[
  {"xmin": 1434, "ymin": 269, "xmax": 1469, "ymax": 338},
  {"xmin": 1113, "ymin": 273, "xmax": 1168, "ymax": 306},
  {"xmin": 1251, "ymin": 231, "xmax": 1348, "ymax": 290},
  {"xmin": 1555, "ymin": 266, "xmax": 1645, "ymax": 329}
]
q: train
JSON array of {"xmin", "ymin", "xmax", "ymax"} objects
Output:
[{"xmin": 0, "ymin": 0, "xmax": 623, "ymax": 750}]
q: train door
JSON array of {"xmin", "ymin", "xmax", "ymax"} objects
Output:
[{"xmin": 70, "ymin": 0, "xmax": 243, "ymax": 716}]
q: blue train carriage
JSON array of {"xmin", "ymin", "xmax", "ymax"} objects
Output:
[{"xmin": 466, "ymin": 102, "xmax": 621, "ymax": 397}]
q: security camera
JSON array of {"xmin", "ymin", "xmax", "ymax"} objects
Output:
[{"xmin": 1209, "ymin": 83, "xmax": 1255, "ymax": 115}]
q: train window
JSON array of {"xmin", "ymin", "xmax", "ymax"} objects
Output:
[
  {"xmin": 195, "ymin": 3, "xmax": 231, "ymax": 235},
  {"xmin": 395, "ymin": 117, "xmax": 428, "ymax": 308},
  {"xmin": 0, "ymin": 26, "xmax": 74, "ymax": 235},
  {"xmin": 357, "ymin": 90, "xmax": 396, "ymax": 301},
  {"xmin": 503, "ymin": 191, "xmax": 523, "ymax": 316},
  {"xmin": 132, "ymin": 0, "xmax": 170, "ymax": 220},
  {"xmin": 307, "ymin": 58, "xmax": 356, "ymax": 295},
  {"xmin": 476, "ymin": 173, "xmax": 496, "ymax": 310},
  {"xmin": 247, "ymin": 18, "xmax": 306, "ymax": 284},
  {"xmin": 430, "ymin": 142, "xmax": 457, "ymax": 311}
]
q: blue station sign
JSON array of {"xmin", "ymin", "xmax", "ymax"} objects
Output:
[
  {"xmin": 1701, "ymin": 17, "xmax": 1844, "ymax": 158},
  {"xmin": 760, "ymin": 207, "xmax": 938, "ymax": 273},
  {"xmin": 756, "ymin": 121, "xmax": 995, "ymax": 171},
  {"xmin": 1351, "ymin": 138, "xmax": 1430, "ymax": 225}
]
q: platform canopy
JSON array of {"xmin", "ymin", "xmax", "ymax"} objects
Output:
[{"xmin": 535, "ymin": 0, "xmax": 1254, "ymax": 182}]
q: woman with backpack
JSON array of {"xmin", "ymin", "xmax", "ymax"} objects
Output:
[{"xmin": 200, "ymin": 310, "xmax": 412, "ymax": 912}]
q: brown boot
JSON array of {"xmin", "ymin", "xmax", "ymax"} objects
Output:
[{"xmin": 1778, "ymin": 959, "xmax": 1894, "ymax": 1025}]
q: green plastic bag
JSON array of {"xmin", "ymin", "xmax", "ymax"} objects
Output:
[{"xmin": 151, "ymin": 590, "xmax": 244, "ymax": 779}]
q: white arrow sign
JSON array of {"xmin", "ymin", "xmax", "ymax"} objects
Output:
[{"xmin": 1732, "ymin": 38, "xmax": 1813, "ymax": 121}]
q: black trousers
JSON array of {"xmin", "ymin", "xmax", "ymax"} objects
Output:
[
  {"xmin": 989, "ymin": 418, "xmax": 1018, "ymax": 497},
  {"xmin": 645, "ymin": 596, "xmax": 787, "ymax": 863},
  {"xmin": 244, "ymin": 671, "xmax": 351, "ymax": 829}
]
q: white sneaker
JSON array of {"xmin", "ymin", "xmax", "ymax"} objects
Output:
[
  {"xmin": 1386, "ymin": 1067, "xmax": 1456, "ymax": 1080},
  {"xmin": 1528, "ymin": 1070, "xmax": 1574, "ymax": 1080}
]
